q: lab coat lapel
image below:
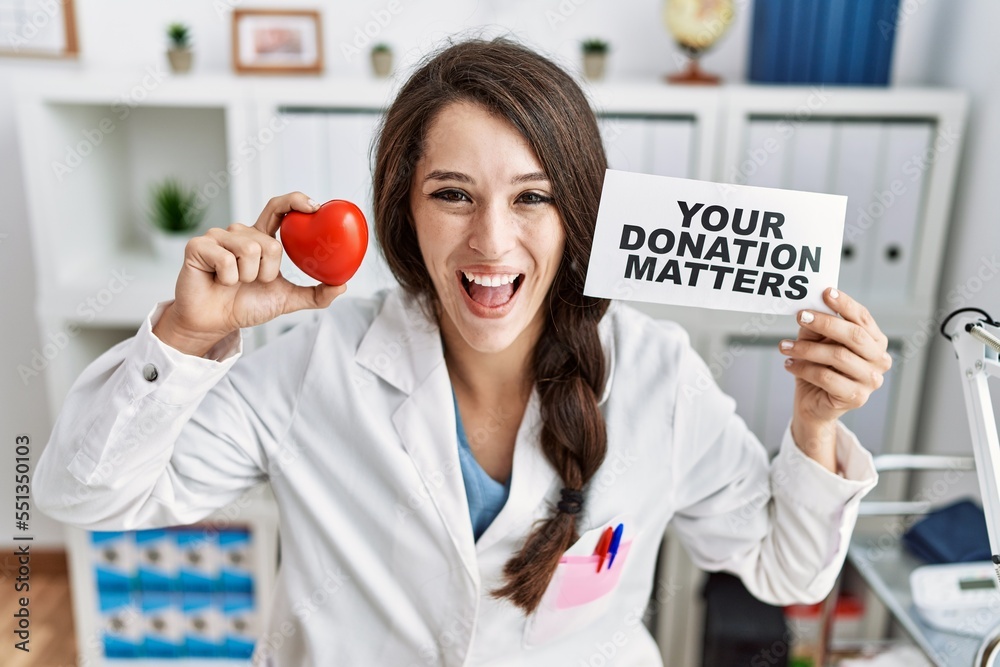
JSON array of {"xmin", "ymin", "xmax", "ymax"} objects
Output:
[
  {"xmin": 356, "ymin": 289, "xmax": 479, "ymax": 582},
  {"xmin": 474, "ymin": 309, "xmax": 617, "ymax": 554},
  {"xmin": 391, "ymin": 365, "xmax": 479, "ymax": 582},
  {"xmin": 473, "ymin": 387, "xmax": 559, "ymax": 554}
]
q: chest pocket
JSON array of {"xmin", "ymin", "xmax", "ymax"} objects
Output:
[{"xmin": 522, "ymin": 521, "xmax": 638, "ymax": 648}]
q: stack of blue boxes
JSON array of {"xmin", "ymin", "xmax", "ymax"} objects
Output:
[
  {"xmin": 92, "ymin": 525, "xmax": 257, "ymax": 660},
  {"xmin": 748, "ymin": 0, "xmax": 900, "ymax": 85}
]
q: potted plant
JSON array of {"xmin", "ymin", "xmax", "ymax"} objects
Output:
[
  {"xmin": 370, "ymin": 43, "xmax": 393, "ymax": 78},
  {"xmin": 148, "ymin": 178, "xmax": 205, "ymax": 262},
  {"xmin": 581, "ymin": 38, "xmax": 610, "ymax": 81},
  {"xmin": 167, "ymin": 22, "xmax": 193, "ymax": 74}
]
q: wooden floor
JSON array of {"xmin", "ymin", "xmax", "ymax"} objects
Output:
[{"xmin": 1, "ymin": 550, "xmax": 77, "ymax": 667}]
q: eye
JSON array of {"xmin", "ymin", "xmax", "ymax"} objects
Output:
[
  {"xmin": 431, "ymin": 189, "xmax": 470, "ymax": 203},
  {"xmin": 517, "ymin": 191, "xmax": 554, "ymax": 205}
]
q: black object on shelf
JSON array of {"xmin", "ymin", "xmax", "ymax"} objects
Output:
[{"xmin": 702, "ymin": 572, "xmax": 789, "ymax": 667}]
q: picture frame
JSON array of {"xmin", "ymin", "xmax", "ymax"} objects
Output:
[
  {"xmin": 232, "ymin": 8, "xmax": 323, "ymax": 75},
  {"xmin": 0, "ymin": 0, "xmax": 79, "ymax": 59}
]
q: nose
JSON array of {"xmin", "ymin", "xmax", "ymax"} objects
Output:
[{"xmin": 468, "ymin": 198, "xmax": 516, "ymax": 258}]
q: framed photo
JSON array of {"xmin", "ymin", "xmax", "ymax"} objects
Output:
[
  {"xmin": 232, "ymin": 9, "xmax": 323, "ymax": 75},
  {"xmin": 0, "ymin": 0, "xmax": 79, "ymax": 59}
]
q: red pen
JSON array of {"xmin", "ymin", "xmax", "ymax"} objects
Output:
[
  {"xmin": 594, "ymin": 527, "xmax": 614, "ymax": 573},
  {"xmin": 608, "ymin": 523, "xmax": 624, "ymax": 569}
]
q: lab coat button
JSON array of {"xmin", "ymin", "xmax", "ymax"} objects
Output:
[{"xmin": 142, "ymin": 363, "xmax": 159, "ymax": 382}]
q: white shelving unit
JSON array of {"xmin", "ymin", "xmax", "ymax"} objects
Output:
[
  {"xmin": 703, "ymin": 86, "xmax": 967, "ymax": 656},
  {"xmin": 15, "ymin": 72, "xmax": 967, "ymax": 667}
]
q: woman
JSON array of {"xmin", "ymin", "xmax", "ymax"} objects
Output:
[{"xmin": 36, "ymin": 39, "xmax": 888, "ymax": 665}]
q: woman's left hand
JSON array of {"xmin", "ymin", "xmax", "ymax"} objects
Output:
[{"xmin": 778, "ymin": 287, "xmax": 892, "ymax": 473}]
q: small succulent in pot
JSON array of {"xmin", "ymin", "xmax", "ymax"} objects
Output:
[
  {"xmin": 149, "ymin": 178, "xmax": 205, "ymax": 235},
  {"xmin": 148, "ymin": 178, "xmax": 206, "ymax": 262},
  {"xmin": 371, "ymin": 42, "xmax": 393, "ymax": 78},
  {"xmin": 167, "ymin": 22, "xmax": 193, "ymax": 74},
  {"xmin": 581, "ymin": 38, "xmax": 610, "ymax": 80}
]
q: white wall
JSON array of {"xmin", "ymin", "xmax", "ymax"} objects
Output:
[
  {"xmin": 0, "ymin": 0, "xmax": 992, "ymax": 549},
  {"xmin": 909, "ymin": 2, "xmax": 1000, "ymax": 501}
]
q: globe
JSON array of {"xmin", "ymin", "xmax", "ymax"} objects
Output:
[{"xmin": 664, "ymin": 0, "xmax": 735, "ymax": 84}]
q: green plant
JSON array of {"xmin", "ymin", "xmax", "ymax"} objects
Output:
[
  {"xmin": 372, "ymin": 43, "xmax": 391, "ymax": 53},
  {"xmin": 148, "ymin": 179, "xmax": 205, "ymax": 234},
  {"xmin": 167, "ymin": 23, "xmax": 191, "ymax": 50},
  {"xmin": 581, "ymin": 38, "xmax": 609, "ymax": 54}
]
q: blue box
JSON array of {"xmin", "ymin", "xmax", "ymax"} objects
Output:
[
  {"xmin": 91, "ymin": 531, "xmax": 135, "ymax": 592},
  {"xmin": 748, "ymin": 0, "xmax": 900, "ymax": 85},
  {"xmin": 176, "ymin": 527, "xmax": 219, "ymax": 592},
  {"xmin": 98, "ymin": 590, "xmax": 143, "ymax": 658},
  {"xmin": 182, "ymin": 591, "xmax": 225, "ymax": 657},
  {"xmin": 135, "ymin": 528, "xmax": 178, "ymax": 591},
  {"xmin": 218, "ymin": 528, "xmax": 254, "ymax": 593},
  {"xmin": 140, "ymin": 591, "xmax": 184, "ymax": 658},
  {"xmin": 222, "ymin": 592, "xmax": 257, "ymax": 659}
]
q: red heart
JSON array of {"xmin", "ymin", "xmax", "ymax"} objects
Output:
[{"xmin": 280, "ymin": 199, "xmax": 369, "ymax": 286}]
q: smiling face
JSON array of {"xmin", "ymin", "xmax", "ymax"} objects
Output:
[{"xmin": 409, "ymin": 101, "xmax": 566, "ymax": 354}]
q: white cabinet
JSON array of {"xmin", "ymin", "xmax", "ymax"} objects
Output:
[
  {"xmin": 15, "ymin": 77, "xmax": 258, "ymax": 420},
  {"xmin": 15, "ymin": 75, "xmax": 967, "ymax": 667}
]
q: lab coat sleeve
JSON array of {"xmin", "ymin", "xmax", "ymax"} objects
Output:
[
  {"xmin": 33, "ymin": 300, "xmax": 314, "ymax": 532},
  {"xmin": 668, "ymin": 336, "xmax": 878, "ymax": 605}
]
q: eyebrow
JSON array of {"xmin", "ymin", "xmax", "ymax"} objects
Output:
[
  {"xmin": 422, "ymin": 170, "xmax": 550, "ymax": 185},
  {"xmin": 511, "ymin": 171, "xmax": 549, "ymax": 185},
  {"xmin": 424, "ymin": 170, "xmax": 472, "ymax": 184}
]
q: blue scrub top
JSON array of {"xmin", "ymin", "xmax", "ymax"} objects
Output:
[{"xmin": 452, "ymin": 388, "xmax": 511, "ymax": 541}]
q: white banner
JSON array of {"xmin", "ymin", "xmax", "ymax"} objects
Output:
[{"xmin": 584, "ymin": 171, "xmax": 846, "ymax": 315}]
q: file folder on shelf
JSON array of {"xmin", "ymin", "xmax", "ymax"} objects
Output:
[
  {"xmin": 276, "ymin": 111, "xmax": 330, "ymax": 204},
  {"xmin": 786, "ymin": 121, "xmax": 835, "ymax": 195},
  {"xmin": 868, "ymin": 122, "xmax": 933, "ymax": 301},
  {"xmin": 326, "ymin": 112, "xmax": 378, "ymax": 215},
  {"xmin": 839, "ymin": 346, "xmax": 898, "ymax": 456},
  {"xmin": 600, "ymin": 116, "xmax": 648, "ymax": 174},
  {"xmin": 741, "ymin": 119, "xmax": 791, "ymax": 189},
  {"xmin": 829, "ymin": 121, "xmax": 884, "ymax": 298},
  {"xmin": 649, "ymin": 119, "xmax": 695, "ymax": 179},
  {"xmin": 719, "ymin": 342, "xmax": 771, "ymax": 449},
  {"xmin": 325, "ymin": 111, "xmax": 395, "ymax": 300},
  {"xmin": 762, "ymin": 345, "xmax": 796, "ymax": 451}
]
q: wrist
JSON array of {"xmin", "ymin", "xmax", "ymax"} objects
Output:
[
  {"xmin": 790, "ymin": 415, "xmax": 839, "ymax": 474},
  {"xmin": 152, "ymin": 303, "xmax": 233, "ymax": 358}
]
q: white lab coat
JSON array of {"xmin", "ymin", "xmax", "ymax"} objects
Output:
[{"xmin": 35, "ymin": 286, "xmax": 878, "ymax": 666}]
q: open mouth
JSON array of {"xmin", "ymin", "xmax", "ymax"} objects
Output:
[{"xmin": 459, "ymin": 271, "xmax": 524, "ymax": 308}]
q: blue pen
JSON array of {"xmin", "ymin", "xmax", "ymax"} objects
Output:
[{"xmin": 607, "ymin": 523, "xmax": 624, "ymax": 569}]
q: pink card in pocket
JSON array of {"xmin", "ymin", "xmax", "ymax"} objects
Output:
[{"xmin": 555, "ymin": 538, "xmax": 632, "ymax": 609}]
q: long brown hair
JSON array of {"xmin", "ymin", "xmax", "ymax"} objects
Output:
[{"xmin": 373, "ymin": 37, "xmax": 610, "ymax": 615}]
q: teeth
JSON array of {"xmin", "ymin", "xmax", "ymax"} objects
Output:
[{"xmin": 463, "ymin": 272, "xmax": 520, "ymax": 287}]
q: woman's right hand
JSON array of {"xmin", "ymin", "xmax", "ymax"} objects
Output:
[{"xmin": 153, "ymin": 192, "xmax": 347, "ymax": 356}]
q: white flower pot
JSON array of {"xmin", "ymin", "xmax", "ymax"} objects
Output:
[
  {"xmin": 371, "ymin": 50, "xmax": 393, "ymax": 78},
  {"xmin": 168, "ymin": 48, "xmax": 193, "ymax": 74},
  {"xmin": 583, "ymin": 53, "xmax": 607, "ymax": 80}
]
